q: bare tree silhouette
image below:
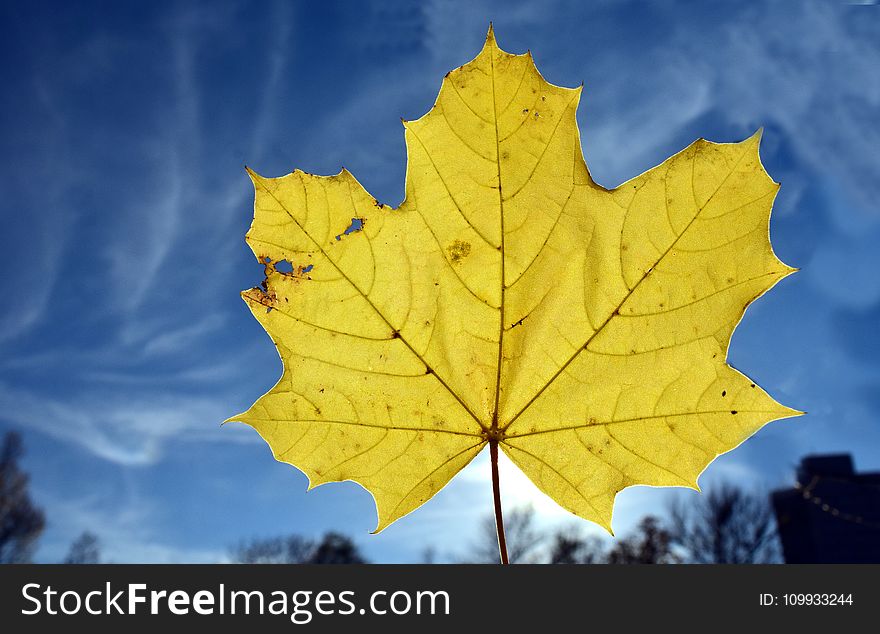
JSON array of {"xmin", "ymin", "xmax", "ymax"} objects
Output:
[
  {"xmin": 451, "ymin": 484, "xmax": 783, "ymax": 564},
  {"xmin": 309, "ymin": 532, "xmax": 367, "ymax": 564},
  {"xmin": 469, "ymin": 506, "xmax": 544, "ymax": 563},
  {"xmin": 606, "ymin": 516, "xmax": 679, "ymax": 564},
  {"xmin": 63, "ymin": 531, "xmax": 101, "ymax": 564},
  {"xmin": 0, "ymin": 431, "xmax": 45, "ymax": 564},
  {"xmin": 548, "ymin": 526, "xmax": 606, "ymax": 564},
  {"xmin": 420, "ymin": 546, "xmax": 437, "ymax": 564},
  {"xmin": 667, "ymin": 483, "xmax": 781, "ymax": 563},
  {"xmin": 232, "ymin": 535, "xmax": 312, "ymax": 564},
  {"xmin": 232, "ymin": 532, "xmax": 367, "ymax": 564}
]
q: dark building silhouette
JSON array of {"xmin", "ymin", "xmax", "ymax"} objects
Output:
[{"xmin": 772, "ymin": 454, "xmax": 880, "ymax": 563}]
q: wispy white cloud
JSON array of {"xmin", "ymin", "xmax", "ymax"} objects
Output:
[
  {"xmin": 104, "ymin": 29, "xmax": 194, "ymax": 313},
  {"xmin": 0, "ymin": 380, "xmax": 257, "ymax": 467},
  {"xmin": 0, "ymin": 73, "xmax": 79, "ymax": 344},
  {"xmin": 693, "ymin": 2, "xmax": 880, "ymax": 217},
  {"xmin": 37, "ymin": 488, "xmax": 227, "ymax": 563},
  {"xmin": 246, "ymin": 1, "xmax": 295, "ymax": 165},
  {"xmin": 141, "ymin": 313, "xmax": 227, "ymax": 357}
]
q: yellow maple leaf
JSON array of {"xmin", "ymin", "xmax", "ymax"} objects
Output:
[{"xmin": 227, "ymin": 27, "xmax": 800, "ymax": 536}]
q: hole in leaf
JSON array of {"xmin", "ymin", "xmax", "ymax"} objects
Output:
[
  {"xmin": 335, "ymin": 217, "xmax": 365, "ymax": 241},
  {"xmin": 263, "ymin": 259, "xmax": 315, "ymax": 281}
]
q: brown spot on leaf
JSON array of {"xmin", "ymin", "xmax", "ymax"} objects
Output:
[
  {"xmin": 447, "ymin": 239, "xmax": 472, "ymax": 264},
  {"xmin": 246, "ymin": 283, "xmax": 278, "ymax": 313}
]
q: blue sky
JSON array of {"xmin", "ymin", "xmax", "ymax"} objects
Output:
[{"xmin": 1, "ymin": 0, "xmax": 878, "ymax": 563}]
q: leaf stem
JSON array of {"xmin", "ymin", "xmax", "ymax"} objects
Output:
[{"xmin": 490, "ymin": 440, "xmax": 509, "ymax": 564}]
